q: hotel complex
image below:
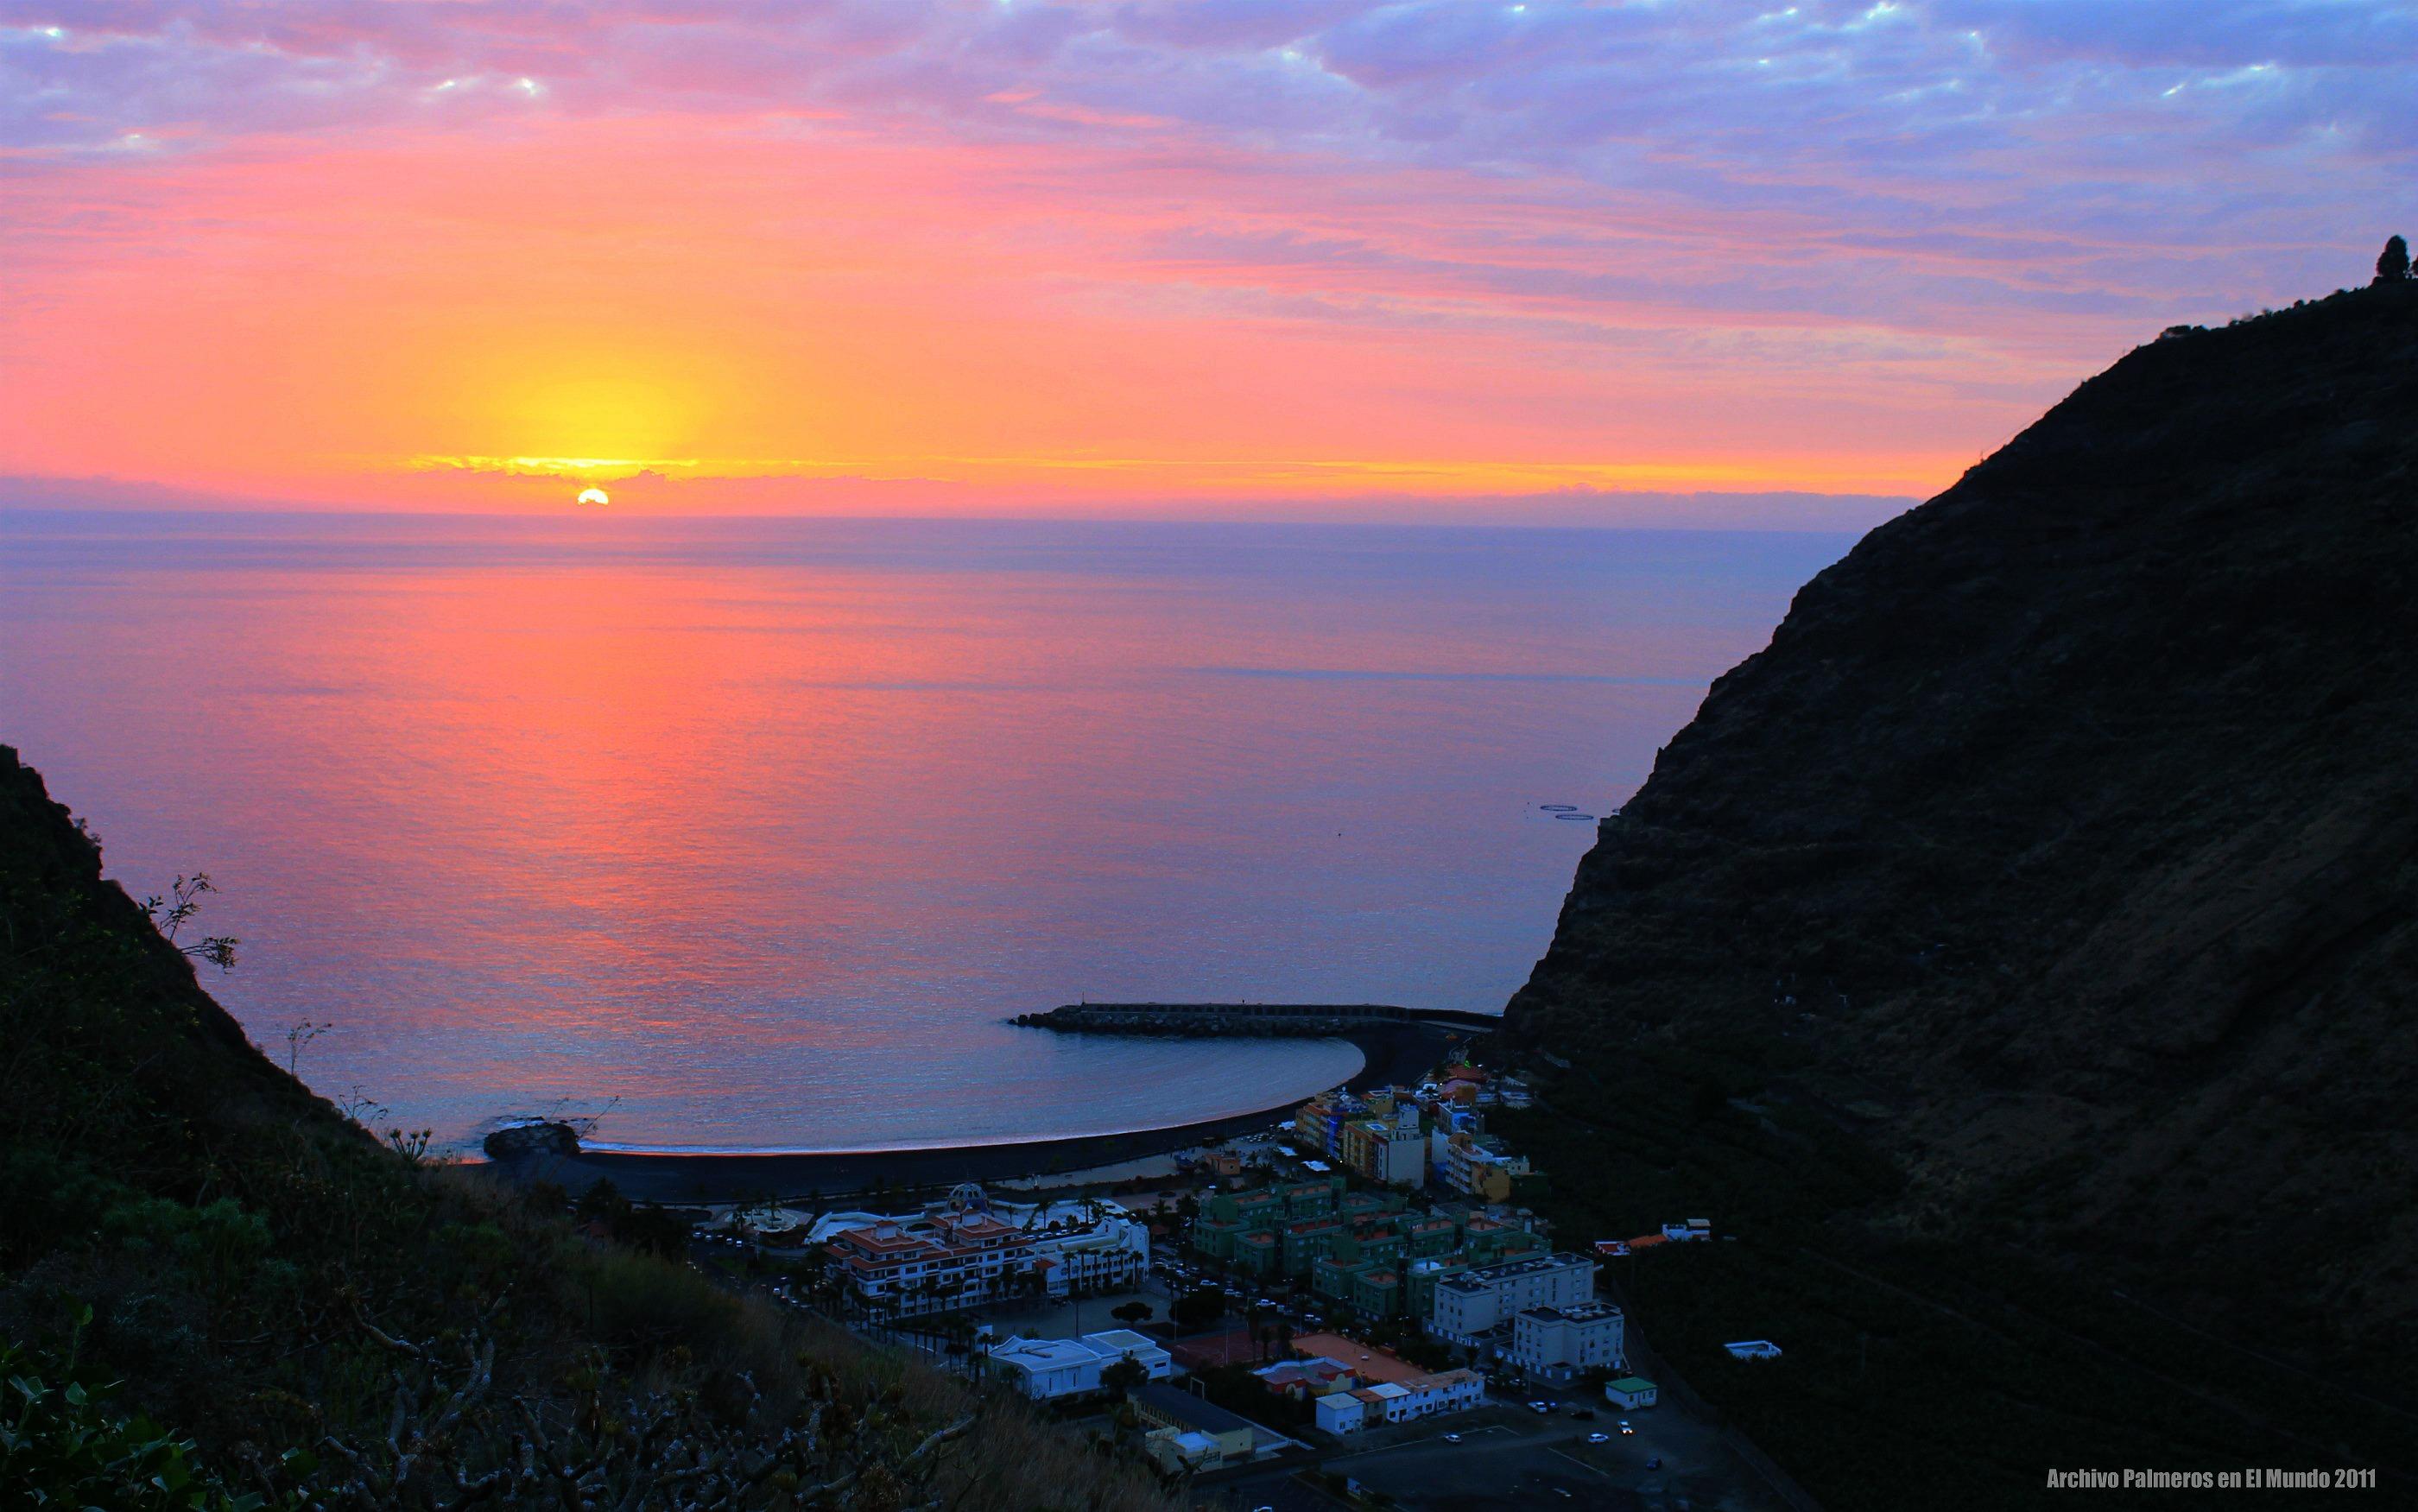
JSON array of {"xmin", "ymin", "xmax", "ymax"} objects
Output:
[{"xmin": 805, "ymin": 1191, "xmax": 1149, "ymax": 1319}]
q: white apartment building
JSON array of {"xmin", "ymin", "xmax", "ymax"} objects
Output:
[
  {"xmin": 1510, "ymin": 1301, "xmax": 1625, "ymax": 1382},
  {"xmin": 988, "ymin": 1329, "xmax": 1171, "ymax": 1401},
  {"xmin": 1427, "ymin": 1251, "xmax": 1598, "ymax": 1344},
  {"xmin": 1029, "ymin": 1215, "xmax": 1149, "ymax": 1298},
  {"xmin": 1395, "ymin": 1368, "xmax": 1486, "ymax": 1420}
]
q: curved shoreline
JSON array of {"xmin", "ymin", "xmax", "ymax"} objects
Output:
[
  {"xmin": 491, "ymin": 1091, "xmax": 1312, "ymax": 1205},
  {"xmin": 484, "ymin": 1018, "xmax": 1487, "ymax": 1205}
]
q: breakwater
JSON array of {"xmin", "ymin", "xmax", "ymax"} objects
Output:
[
  {"xmin": 1012, "ymin": 1001, "xmax": 1498, "ymax": 1092},
  {"xmin": 1011, "ymin": 1001, "xmax": 1502, "ymax": 1035}
]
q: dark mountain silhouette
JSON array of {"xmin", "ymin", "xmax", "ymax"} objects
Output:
[{"xmin": 1504, "ymin": 279, "xmax": 2418, "ymax": 1500}]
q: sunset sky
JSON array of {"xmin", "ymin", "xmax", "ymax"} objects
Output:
[{"xmin": 3, "ymin": 1, "xmax": 2414, "ymax": 521}]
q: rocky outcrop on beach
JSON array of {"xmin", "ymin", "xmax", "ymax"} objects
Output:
[
  {"xmin": 482, "ymin": 1119, "xmax": 582, "ymax": 1161},
  {"xmin": 1510, "ymin": 282, "xmax": 2418, "ymax": 1372}
]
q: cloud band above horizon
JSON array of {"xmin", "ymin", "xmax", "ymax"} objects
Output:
[{"xmin": 3, "ymin": 1, "xmax": 2412, "ymax": 517}]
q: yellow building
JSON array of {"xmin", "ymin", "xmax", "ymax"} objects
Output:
[
  {"xmin": 1135, "ymin": 1383, "xmax": 1256, "ymax": 1471},
  {"xmin": 1338, "ymin": 1102, "xmax": 1427, "ymax": 1186}
]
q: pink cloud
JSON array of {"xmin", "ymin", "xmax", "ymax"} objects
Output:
[{"xmin": 1, "ymin": 3, "xmax": 2411, "ymax": 511}]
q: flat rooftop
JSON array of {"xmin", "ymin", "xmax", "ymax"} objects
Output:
[
  {"xmin": 1083, "ymin": 1329, "xmax": 1160, "ymax": 1352},
  {"xmin": 1520, "ymin": 1300, "xmax": 1622, "ymax": 1325},
  {"xmin": 1465, "ymin": 1250, "xmax": 1593, "ymax": 1281},
  {"xmin": 1136, "ymin": 1382, "xmax": 1260, "ymax": 1436}
]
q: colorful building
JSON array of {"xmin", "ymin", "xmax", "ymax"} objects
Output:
[
  {"xmin": 1439, "ymin": 1131, "xmax": 1531, "ymax": 1204},
  {"xmin": 1251, "ymin": 1357, "xmax": 1360, "ymax": 1400},
  {"xmin": 1315, "ymin": 1369, "xmax": 1487, "ymax": 1433},
  {"xmin": 1338, "ymin": 1102, "xmax": 1427, "ymax": 1187},
  {"xmin": 1605, "ymin": 1376, "xmax": 1661, "ymax": 1410},
  {"xmin": 1136, "ymin": 1383, "xmax": 1258, "ymax": 1472}
]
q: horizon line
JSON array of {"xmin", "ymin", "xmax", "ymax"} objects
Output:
[{"xmin": 0, "ymin": 500, "xmax": 1903, "ymax": 537}]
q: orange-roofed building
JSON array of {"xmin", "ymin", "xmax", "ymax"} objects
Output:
[{"xmin": 1288, "ymin": 1332, "xmax": 1427, "ymax": 1387}]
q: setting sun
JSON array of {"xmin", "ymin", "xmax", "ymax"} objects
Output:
[{"xmin": 5, "ymin": 4, "xmax": 2415, "ymax": 1504}]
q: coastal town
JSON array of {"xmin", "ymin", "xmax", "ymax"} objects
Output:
[{"xmin": 643, "ymin": 1059, "xmax": 1786, "ymax": 1510}]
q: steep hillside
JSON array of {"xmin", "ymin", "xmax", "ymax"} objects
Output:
[
  {"xmin": 1504, "ymin": 281, "xmax": 2418, "ymax": 1498},
  {"xmin": 0, "ymin": 745, "xmax": 1174, "ymax": 1510}
]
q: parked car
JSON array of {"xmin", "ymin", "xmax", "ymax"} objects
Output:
[
  {"xmin": 1444, "ymin": 1433, "xmax": 1463, "ymax": 1444},
  {"xmin": 1529, "ymin": 1401, "xmax": 1554, "ymax": 1414},
  {"xmin": 1586, "ymin": 1433, "xmax": 1610, "ymax": 1445}
]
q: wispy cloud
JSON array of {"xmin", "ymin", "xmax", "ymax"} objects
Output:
[{"xmin": 1, "ymin": 3, "xmax": 2410, "ymax": 512}]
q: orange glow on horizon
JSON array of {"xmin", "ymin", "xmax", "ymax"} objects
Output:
[{"xmin": 0, "ymin": 112, "xmax": 2087, "ymax": 518}]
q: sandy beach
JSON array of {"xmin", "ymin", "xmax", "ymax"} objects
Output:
[
  {"xmin": 488, "ymin": 1096, "xmax": 1302, "ymax": 1205},
  {"xmin": 483, "ymin": 1018, "xmax": 1485, "ymax": 1205}
]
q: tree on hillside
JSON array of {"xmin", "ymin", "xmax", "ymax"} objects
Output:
[
  {"xmin": 575, "ymin": 1178, "xmax": 631, "ymax": 1224},
  {"xmin": 2377, "ymin": 235, "xmax": 2410, "ymax": 284}
]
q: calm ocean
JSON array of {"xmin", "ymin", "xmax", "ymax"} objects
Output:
[{"xmin": 0, "ymin": 512, "xmax": 1851, "ymax": 1153}]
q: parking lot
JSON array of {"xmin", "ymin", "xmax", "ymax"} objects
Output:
[
  {"xmin": 1200, "ymin": 1385, "xmax": 1786, "ymax": 1512},
  {"xmin": 1148, "ymin": 1256, "xmax": 1337, "ymax": 1331},
  {"xmin": 969, "ymin": 1285, "xmax": 1163, "ymax": 1341}
]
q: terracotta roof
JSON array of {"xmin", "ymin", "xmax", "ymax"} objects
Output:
[
  {"xmin": 1168, "ymin": 1326, "xmax": 1260, "ymax": 1371},
  {"xmin": 1288, "ymin": 1332, "xmax": 1424, "ymax": 1386}
]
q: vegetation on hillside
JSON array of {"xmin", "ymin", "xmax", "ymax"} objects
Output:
[{"xmin": 0, "ymin": 746, "xmax": 1174, "ymax": 1510}]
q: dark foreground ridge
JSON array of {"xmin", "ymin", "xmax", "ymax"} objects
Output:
[
  {"xmin": 1502, "ymin": 280, "xmax": 2418, "ymax": 1504},
  {"xmin": 0, "ymin": 745, "xmax": 1174, "ymax": 1510}
]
